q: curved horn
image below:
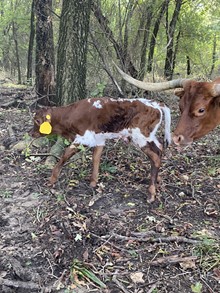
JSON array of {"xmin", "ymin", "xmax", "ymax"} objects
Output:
[{"xmin": 113, "ymin": 62, "xmax": 188, "ymax": 92}]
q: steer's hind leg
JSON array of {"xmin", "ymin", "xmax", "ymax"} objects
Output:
[
  {"xmin": 90, "ymin": 145, "xmax": 104, "ymax": 187},
  {"xmin": 141, "ymin": 142, "xmax": 162, "ymax": 203},
  {"xmin": 49, "ymin": 145, "xmax": 80, "ymax": 185}
]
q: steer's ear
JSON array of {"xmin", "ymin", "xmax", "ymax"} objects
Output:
[
  {"xmin": 212, "ymin": 83, "xmax": 220, "ymax": 97},
  {"xmin": 174, "ymin": 88, "xmax": 184, "ymax": 98}
]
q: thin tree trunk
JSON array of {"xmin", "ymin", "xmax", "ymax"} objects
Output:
[
  {"xmin": 209, "ymin": 34, "xmax": 217, "ymax": 78},
  {"xmin": 91, "ymin": 1, "xmax": 138, "ymax": 78},
  {"xmin": 12, "ymin": 21, "xmax": 21, "ymax": 84},
  {"xmin": 147, "ymin": 0, "xmax": 170, "ymax": 73},
  {"xmin": 27, "ymin": 0, "xmax": 35, "ymax": 84},
  {"xmin": 186, "ymin": 55, "xmax": 191, "ymax": 76},
  {"xmin": 164, "ymin": 0, "xmax": 183, "ymax": 80},
  {"xmin": 139, "ymin": 1, "xmax": 153, "ymax": 80},
  {"xmin": 171, "ymin": 29, "xmax": 180, "ymax": 78}
]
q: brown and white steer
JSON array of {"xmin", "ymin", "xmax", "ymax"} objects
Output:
[
  {"xmin": 30, "ymin": 97, "xmax": 171, "ymax": 203},
  {"xmin": 114, "ymin": 63, "xmax": 220, "ymax": 146}
]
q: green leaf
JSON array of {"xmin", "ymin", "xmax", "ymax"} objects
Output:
[{"xmin": 191, "ymin": 282, "xmax": 203, "ymax": 293}]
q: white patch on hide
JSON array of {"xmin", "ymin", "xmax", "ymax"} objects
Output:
[{"xmin": 93, "ymin": 100, "xmax": 103, "ymax": 109}]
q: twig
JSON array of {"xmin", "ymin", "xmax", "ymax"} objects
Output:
[
  {"xmin": 112, "ymin": 274, "xmax": 130, "ymax": 293},
  {"xmin": 147, "ymin": 283, "xmax": 157, "ymax": 293},
  {"xmin": 200, "ymin": 276, "xmax": 215, "ymax": 293}
]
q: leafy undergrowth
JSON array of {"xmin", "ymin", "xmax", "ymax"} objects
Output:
[{"xmin": 0, "ymin": 88, "xmax": 219, "ymax": 293}]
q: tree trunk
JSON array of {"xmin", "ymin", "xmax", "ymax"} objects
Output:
[
  {"xmin": 35, "ymin": 0, "xmax": 55, "ymax": 106},
  {"xmin": 186, "ymin": 55, "xmax": 191, "ymax": 76},
  {"xmin": 27, "ymin": 0, "xmax": 35, "ymax": 85},
  {"xmin": 139, "ymin": 2, "xmax": 153, "ymax": 80},
  {"xmin": 164, "ymin": 0, "xmax": 183, "ymax": 80},
  {"xmin": 12, "ymin": 21, "xmax": 21, "ymax": 84},
  {"xmin": 147, "ymin": 0, "xmax": 170, "ymax": 73},
  {"xmin": 170, "ymin": 29, "xmax": 180, "ymax": 79},
  {"xmin": 91, "ymin": 1, "xmax": 138, "ymax": 78},
  {"xmin": 56, "ymin": 0, "xmax": 92, "ymax": 105},
  {"xmin": 209, "ymin": 34, "xmax": 217, "ymax": 78}
]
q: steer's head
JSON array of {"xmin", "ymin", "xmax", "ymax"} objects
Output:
[
  {"xmin": 30, "ymin": 108, "xmax": 53, "ymax": 138},
  {"xmin": 173, "ymin": 79, "xmax": 220, "ymax": 146}
]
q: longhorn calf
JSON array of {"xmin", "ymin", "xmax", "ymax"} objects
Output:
[{"xmin": 30, "ymin": 97, "xmax": 171, "ymax": 203}]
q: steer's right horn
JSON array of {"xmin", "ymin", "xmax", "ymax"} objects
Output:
[{"xmin": 113, "ymin": 62, "xmax": 188, "ymax": 92}]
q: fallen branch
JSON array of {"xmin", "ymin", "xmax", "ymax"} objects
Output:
[
  {"xmin": 151, "ymin": 255, "xmax": 197, "ymax": 266},
  {"xmin": 101, "ymin": 233, "xmax": 200, "ymax": 244},
  {"xmin": 0, "ymin": 277, "xmax": 40, "ymax": 290},
  {"xmin": 0, "ymin": 277, "xmax": 65, "ymax": 292}
]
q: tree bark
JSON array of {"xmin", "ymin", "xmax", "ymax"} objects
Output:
[
  {"xmin": 56, "ymin": 0, "xmax": 92, "ymax": 105},
  {"xmin": 27, "ymin": 0, "xmax": 35, "ymax": 85},
  {"xmin": 35, "ymin": 0, "xmax": 55, "ymax": 105}
]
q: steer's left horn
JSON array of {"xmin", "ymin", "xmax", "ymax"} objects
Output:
[{"xmin": 113, "ymin": 62, "xmax": 188, "ymax": 92}]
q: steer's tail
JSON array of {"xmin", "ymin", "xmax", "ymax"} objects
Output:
[{"xmin": 161, "ymin": 105, "xmax": 171, "ymax": 148}]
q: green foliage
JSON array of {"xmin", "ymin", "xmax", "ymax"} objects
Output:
[
  {"xmin": 193, "ymin": 232, "xmax": 220, "ymax": 271},
  {"xmin": 90, "ymin": 82, "xmax": 107, "ymax": 97},
  {"xmin": 1, "ymin": 0, "xmax": 220, "ymax": 85},
  {"xmin": 71, "ymin": 259, "xmax": 107, "ymax": 288}
]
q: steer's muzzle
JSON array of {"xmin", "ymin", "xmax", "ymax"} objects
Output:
[
  {"xmin": 29, "ymin": 127, "xmax": 41, "ymax": 138},
  {"xmin": 172, "ymin": 133, "xmax": 193, "ymax": 146}
]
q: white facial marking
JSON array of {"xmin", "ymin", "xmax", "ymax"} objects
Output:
[{"xmin": 93, "ymin": 100, "xmax": 103, "ymax": 109}]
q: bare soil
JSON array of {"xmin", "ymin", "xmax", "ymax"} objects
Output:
[{"xmin": 0, "ymin": 87, "xmax": 220, "ymax": 293}]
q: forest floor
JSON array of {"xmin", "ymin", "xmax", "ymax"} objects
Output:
[{"xmin": 0, "ymin": 86, "xmax": 220, "ymax": 293}]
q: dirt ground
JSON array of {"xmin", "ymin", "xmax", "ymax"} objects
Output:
[{"xmin": 0, "ymin": 87, "xmax": 220, "ymax": 293}]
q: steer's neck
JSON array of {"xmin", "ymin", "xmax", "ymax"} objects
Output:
[{"xmin": 50, "ymin": 104, "xmax": 77, "ymax": 140}]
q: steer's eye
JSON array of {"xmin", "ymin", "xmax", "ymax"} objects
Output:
[
  {"xmin": 35, "ymin": 119, "xmax": 41, "ymax": 125},
  {"xmin": 197, "ymin": 108, "xmax": 205, "ymax": 116}
]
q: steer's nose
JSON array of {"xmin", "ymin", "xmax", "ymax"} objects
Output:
[{"xmin": 172, "ymin": 134, "xmax": 185, "ymax": 146}]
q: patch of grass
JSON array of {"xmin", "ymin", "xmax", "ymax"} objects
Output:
[
  {"xmin": 70, "ymin": 259, "xmax": 106, "ymax": 288},
  {"xmin": 0, "ymin": 189, "xmax": 13, "ymax": 198},
  {"xmin": 193, "ymin": 234, "xmax": 220, "ymax": 271}
]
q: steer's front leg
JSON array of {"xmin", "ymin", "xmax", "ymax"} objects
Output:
[
  {"xmin": 90, "ymin": 145, "xmax": 104, "ymax": 187},
  {"xmin": 49, "ymin": 145, "xmax": 79, "ymax": 185},
  {"xmin": 141, "ymin": 142, "xmax": 162, "ymax": 203}
]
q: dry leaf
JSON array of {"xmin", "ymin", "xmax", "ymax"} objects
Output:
[
  {"xmin": 130, "ymin": 272, "xmax": 144, "ymax": 284},
  {"xmin": 180, "ymin": 259, "xmax": 196, "ymax": 270}
]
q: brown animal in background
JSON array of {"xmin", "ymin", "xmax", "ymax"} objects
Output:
[
  {"xmin": 114, "ymin": 63, "xmax": 220, "ymax": 146},
  {"xmin": 30, "ymin": 97, "xmax": 171, "ymax": 203}
]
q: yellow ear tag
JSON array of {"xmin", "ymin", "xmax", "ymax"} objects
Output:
[{"xmin": 39, "ymin": 115, "xmax": 52, "ymax": 134}]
